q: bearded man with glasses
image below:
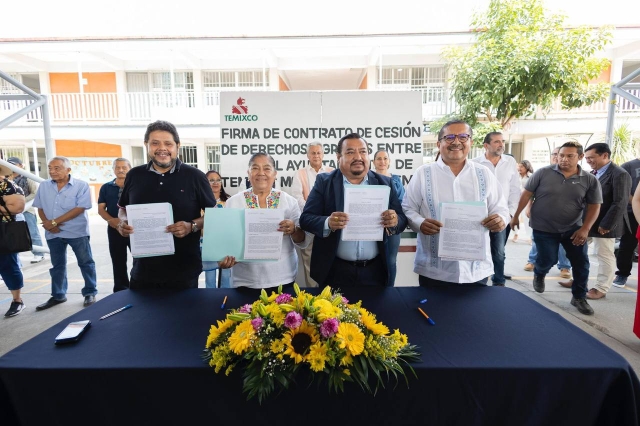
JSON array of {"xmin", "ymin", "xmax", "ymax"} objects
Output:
[
  {"xmin": 472, "ymin": 132, "xmax": 521, "ymax": 287},
  {"xmin": 402, "ymin": 120, "xmax": 509, "ymax": 287},
  {"xmin": 511, "ymin": 141, "xmax": 602, "ymax": 315}
]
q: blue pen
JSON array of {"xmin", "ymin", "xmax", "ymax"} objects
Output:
[
  {"xmin": 220, "ymin": 296, "xmax": 228, "ymax": 310},
  {"xmin": 100, "ymin": 304, "xmax": 132, "ymax": 320},
  {"xmin": 420, "ymin": 299, "xmax": 428, "ymax": 304},
  {"xmin": 418, "ymin": 307, "xmax": 436, "ymax": 325}
]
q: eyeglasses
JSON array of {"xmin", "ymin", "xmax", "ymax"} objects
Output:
[
  {"xmin": 439, "ymin": 133, "xmax": 470, "ymax": 144},
  {"xmin": 208, "ymin": 179, "xmax": 222, "ymax": 183}
]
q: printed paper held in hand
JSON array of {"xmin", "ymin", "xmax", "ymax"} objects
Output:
[
  {"xmin": 244, "ymin": 209, "xmax": 285, "ymax": 260},
  {"xmin": 437, "ymin": 202, "xmax": 487, "ymax": 261},
  {"xmin": 342, "ymin": 185, "xmax": 390, "ymax": 241},
  {"xmin": 126, "ymin": 203, "xmax": 175, "ymax": 258}
]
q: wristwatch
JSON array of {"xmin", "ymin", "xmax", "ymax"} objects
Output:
[
  {"xmin": 51, "ymin": 220, "xmax": 57, "ymax": 227},
  {"xmin": 191, "ymin": 221, "xmax": 199, "ymax": 233}
]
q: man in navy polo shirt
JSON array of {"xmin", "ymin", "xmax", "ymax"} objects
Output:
[
  {"xmin": 117, "ymin": 121, "xmax": 216, "ymax": 289},
  {"xmin": 98, "ymin": 157, "xmax": 132, "ymax": 292}
]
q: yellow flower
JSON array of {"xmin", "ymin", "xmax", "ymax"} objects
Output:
[
  {"xmin": 210, "ymin": 343, "xmax": 232, "ymax": 373},
  {"xmin": 270, "ymin": 339, "xmax": 285, "ymax": 354},
  {"xmin": 319, "ymin": 285, "xmax": 333, "ymax": 299},
  {"xmin": 313, "ymin": 298, "xmax": 342, "ymax": 322},
  {"xmin": 206, "ymin": 318, "xmax": 235, "ymax": 348},
  {"xmin": 283, "ymin": 320, "xmax": 319, "ymax": 363},
  {"xmin": 308, "ymin": 355, "xmax": 325, "ymax": 372},
  {"xmin": 307, "ymin": 342, "xmax": 329, "ymax": 372},
  {"xmin": 343, "ymin": 369, "xmax": 351, "ymax": 376},
  {"xmin": 340, "ymin": 353, "xmax": 353, "ymax": 366},
  {"xmin": 294, "ymin": 292, "xmax": 312, "ymax": 310},
  {"xmin": 392, "ymin": 329, "xmax": 409, "ymax": 347},
  {"xmin": 359, "ymin": 308, "xmax": 389, "ymax": 336},
  {"xmin": 265, "ymin": 303, "xmax": 285, "ymax": 326},
  {"xmin": 225, "ymin": 364, "xmax": 235, "ymax": 376},
  {"xmin": 228, "ymin": 320, "xmax": 255, "ymax": 355},
  {"xmin": 336, "ymin": 322, "xmax": 365, "ymax": 356}
]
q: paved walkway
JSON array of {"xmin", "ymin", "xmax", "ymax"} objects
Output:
[{"xmin": 2, "ymin": 211, "xmax": 640, "ymax": 375}]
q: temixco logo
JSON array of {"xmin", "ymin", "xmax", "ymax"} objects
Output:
[{"xmin": 224, "ymin": 97, "xmax": 258, "ymax": 121}]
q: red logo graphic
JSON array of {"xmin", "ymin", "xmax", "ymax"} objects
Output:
[{"xmin": 231, "ymin": 97, "xmax": 249, "ymax": 114}]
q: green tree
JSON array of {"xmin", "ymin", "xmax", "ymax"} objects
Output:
[{"xmin": 443, "ymin": 0, "xmax": 612, "ymax": 128}]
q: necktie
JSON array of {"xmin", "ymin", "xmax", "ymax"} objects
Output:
[{"xmin": 591, "ymin": 169, "xmax": 597, "ymax": 175}]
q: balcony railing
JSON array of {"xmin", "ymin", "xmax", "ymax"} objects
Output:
[
  {"xmin": 50, "ymin": 92, "xmax": 119, "ymax": 121},
  {"xmin": 529, "ymin": 89, "xmax": 640, "ymax": 118},
  {"xmin": 0, "ymin": 98, "xmax": 42, "ymax": 122},
  {"xmin": 1, "ymin": 88, "xmax": 638, "ymax": 125}
]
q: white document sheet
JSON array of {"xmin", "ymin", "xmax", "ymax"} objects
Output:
[
  {"xmin": 342, "ymin": 185, "xmax": 390, "ymax": 242},
  {"xmin": 126, "ymin": 202, "xmax": 175, "ymax": 258},
  {"xmin": 243, "ymin": 209, "xmax": 285, "ymax": 260},
  {"xmin": 437, "ymin": 202, "xmax": 487, "ymax": 261}
]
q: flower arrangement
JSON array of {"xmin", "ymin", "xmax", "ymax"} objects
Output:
[{"xmin": 203, "ymin": 284, "xmax": 420, "ymax": 402}]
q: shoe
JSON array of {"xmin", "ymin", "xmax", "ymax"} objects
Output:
[
  {"xmin": 559, "ymin": 280, "xmax": 573, "ymax": 288},
  {"xmin": 571, "ymin": 297, "xmax": 594, "ymax": 315},
  {"xmin": 4, "ymin": 301, "xmax": 25, "ymax": 317},
  {"xmin": 31, "ymin": 255, "xmax": 44, "ymax": 264},
  {"xmin": 492, "ymin": 282, "xmax": 505, "ymax": 287},
  {"xmin": 560, "ymin": 268, "xmax": 571, "ymax": 279},
  {"xmin": 586, "ymin": 288, "xmax": 606, "ymax": 300},
  {"xmin": 512, "ymin": 235, "xmax": 518, "ymax": 242},
  {"xmin": 524, "ymin": 263, "xmax": 534, "ymax": 271},
  {"xmin": 612, "ymin": 276, "xmax": 627, "ymax": 288},
  {"xmin": 504, "ymin": 274, "xmax": 512, "ymax": 280},
  {"xmin": 83, "ymin": 295, "xmax": 96, "ymax": 307},
  {"xmin": 533, "ymin": 274, "xmax": 545, "ymax": 293},
  {"xmin": 36, "ymin": 297, "xmax": 67, "ymax": 311}
]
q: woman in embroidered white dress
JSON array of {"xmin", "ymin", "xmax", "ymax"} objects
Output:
[{"xmin": 218, "ymin": 153, "xmax": 310, "ymax": 290}]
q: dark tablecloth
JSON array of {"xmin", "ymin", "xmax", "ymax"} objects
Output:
[{"xmin": 1, "ymin": 286, "xmax": 639, "ymax": 426}]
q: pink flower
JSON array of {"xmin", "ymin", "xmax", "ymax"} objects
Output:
[
  {"xmin": 251, "ymin": 317, "xmax": 264, "ymax": 331},
  {"xmin": 320, "ymin": 318, "xmax": 340, "ymax": 338},
  {"xmin": 275, "ymin": 293, "xmax": 293, "ymax": 304},
  {"xmin": 238, "ymin": 304, "xmax": 252, "ymax": 314},
  {"xmin": 342, "ymin": 297, "xmax": 349, "ymax": 304},
  {"xmin": 284, "ymin": 311, "xmax": 303, "ymax": 329}
]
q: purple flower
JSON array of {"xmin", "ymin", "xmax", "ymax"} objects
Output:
[
  {"xmin": 342, "ymin": 297, "xmax": 349, "ymax": 304},
  {"xmin": 251, "ymin": 317, "xmax": 264, "ymax": 331},
  {"xmin": 320, "ymin": 318, "xmax": 339, "ymax": 338},
  {"xmin": 238, "ymin": 304, "xmax": 252, "ymax": 314},
  {"xmin": 275, "ymin": 293, "xmax": 293, "ymax": 304},
  {"xmin": 284, "ymin": 311, "xmax": 303, "ymax": 329}
]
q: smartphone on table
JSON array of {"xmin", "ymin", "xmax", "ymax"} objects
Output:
[{"xmin": 54, "ymin": 320, "xmax": 91, "ymax": 345}]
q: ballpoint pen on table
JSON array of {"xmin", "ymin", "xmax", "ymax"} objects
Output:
[
  {"xmin": 418, "ymin": 307, "xmax": 436, "ymax": 325},
  {"xmin": 100, "ymin": 304, "xmax": 133, "ymax": 320}
]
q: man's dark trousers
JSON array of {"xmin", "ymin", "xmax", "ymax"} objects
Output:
[
  {"xmin": 107, "ymin": 226, "xmax": 131, "ymax": 292},
  {"xmin": 532, "ymin": 226, "xmax": 589, "ymax": 299},
  {"xmin": 616, "ymin": 214, "xmax": 639, "ymax": 279}
]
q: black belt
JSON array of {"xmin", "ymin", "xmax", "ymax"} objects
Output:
[{"xmin": 336, "ymin": 255, "xmax": 380, "ymax": 267}]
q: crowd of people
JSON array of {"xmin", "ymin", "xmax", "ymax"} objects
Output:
[{"xmin": 2, "ymin": 119, "xmax": 640, "ymax": 319}]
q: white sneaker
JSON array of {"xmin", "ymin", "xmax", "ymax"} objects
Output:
[{"xmin": 31, "ymin": 255, "xmax": 45, "ymax": 264}]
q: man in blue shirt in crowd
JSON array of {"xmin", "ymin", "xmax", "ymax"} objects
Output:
[
  {"xmin": 33, "ymin": 156, "xmax": 97, "ymax": 310},
  {"xmin": 98, "ymin": 158, "xmax": 132, "ymax": 292}
]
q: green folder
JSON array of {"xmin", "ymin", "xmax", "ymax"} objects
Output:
[{"xmin": 202, "ymin": 208, "xmax": 275, "ymax": 263}]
